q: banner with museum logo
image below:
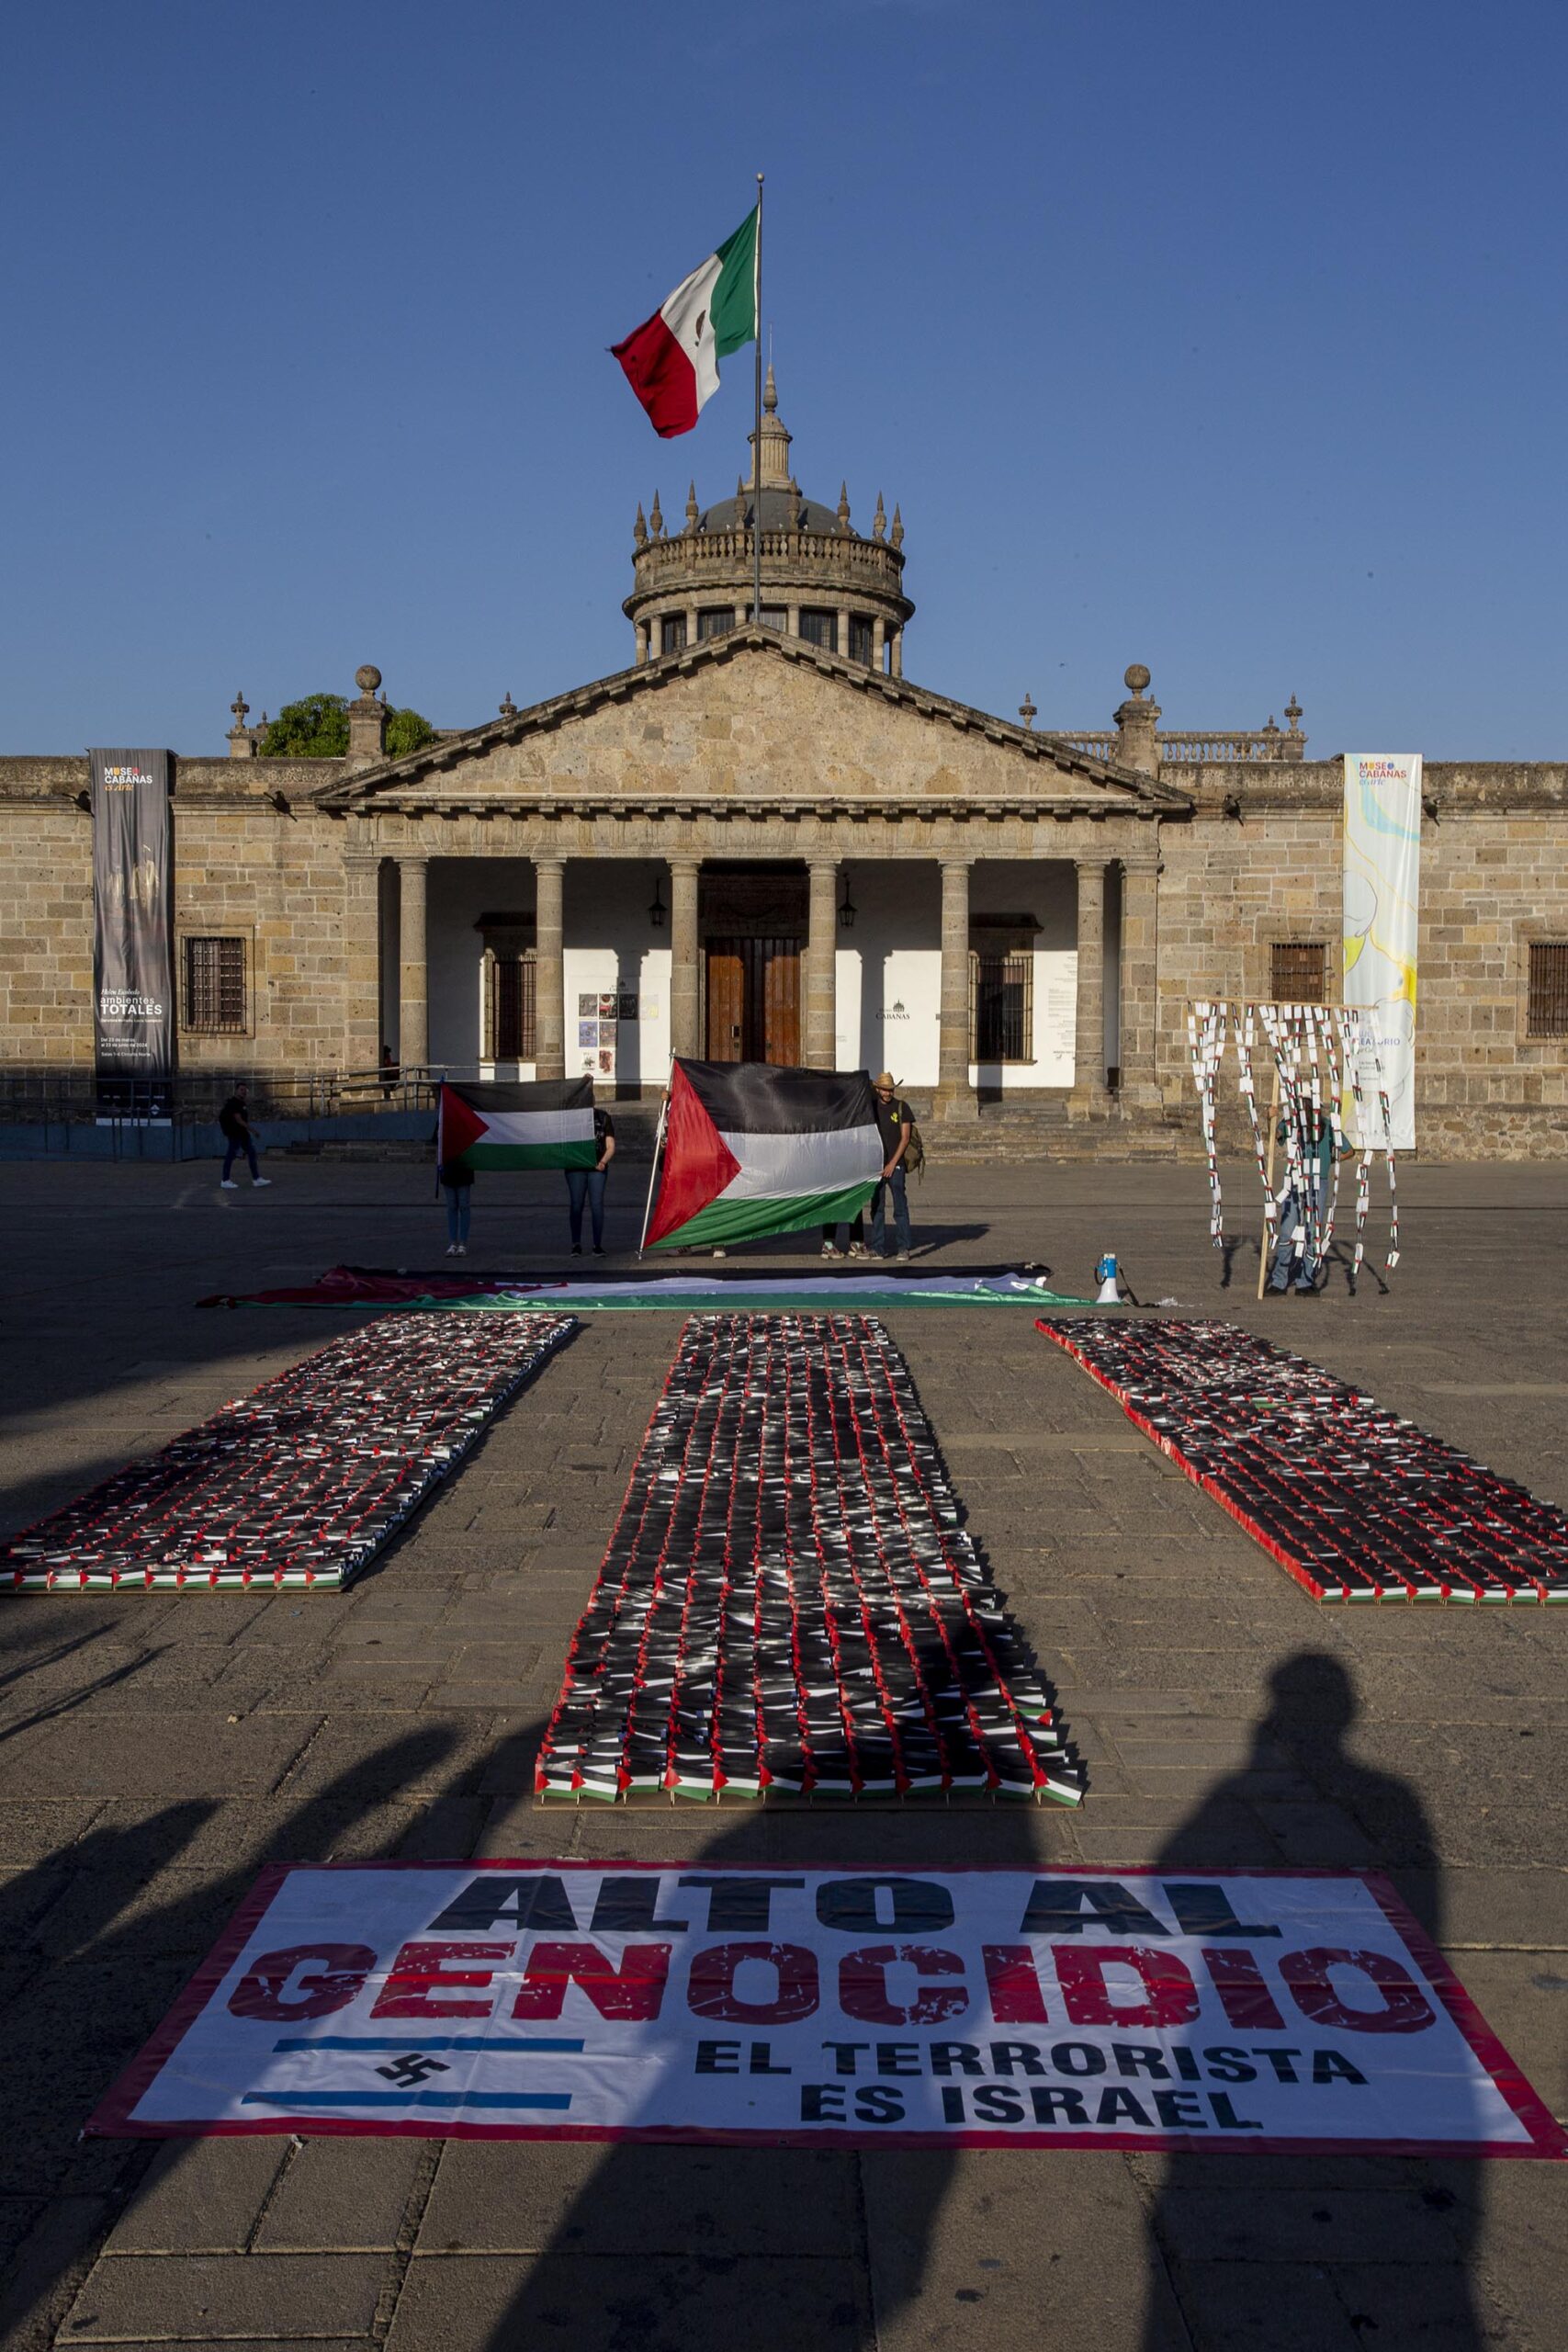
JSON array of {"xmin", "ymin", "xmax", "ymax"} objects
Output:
[
  {"xmin": 90, "ymin": 1863, "xmax": 1561, "ymax": 2155},
  {"xmin": 90, "ymin": 748, "xmax": 175, "ymax": 1102},
  {"xmin": 1343, "ymin": 752, "xmax": 1421, "ymax": 1150}
]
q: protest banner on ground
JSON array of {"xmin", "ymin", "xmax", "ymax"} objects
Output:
[{"xmin": 91, "ymin": 1864, "xmax": 1562, "ymax": 2156}]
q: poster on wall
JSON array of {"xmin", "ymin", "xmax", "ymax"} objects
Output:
[
  {"xmin": 90, "ymin": 749, "xmax": 175, "ymax": 1110},
  {"xmin": 1343, "ymin": 754, "xmax": 1421, "ymax": 1150},
  {"xmin": 91, "ymin": 1862, "xmax": 1562, "ymax": 2154}
]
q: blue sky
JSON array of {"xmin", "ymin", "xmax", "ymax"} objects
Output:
[{"xmin": 3, "ymin": 1, "xmax": 1562, "ymax": 757}]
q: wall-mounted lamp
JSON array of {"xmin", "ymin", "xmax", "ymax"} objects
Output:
[
  {"xmin": 74, "ymin": 788, "xmax": 92, "ymax": 813},
  {"xmin": 648, "ymin": 876, "xmax": 667, "ymax": 929},
  {"xmin": 1222, "ymin": 793, "xmax": 1244, "ymax": 822},
  {"xmin": 1421, "ymin": 794, "xmax": 1440, "ymax": 824},
  {"xmin": 838, "ymin": 876, "xmax": 857, "ymax": 930},
  {"xmin": 270, "ymin": 790, "xmax": 292, "ymax": 816}
]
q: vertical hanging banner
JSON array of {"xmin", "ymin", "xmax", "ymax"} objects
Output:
[
  {"xmin": 1343, "ymin": 754, "xmax": 1420, "ymax": 1149},
  {"xmin": 91, "ymin": 748, "xmax": 175, "ymax": 1107}
]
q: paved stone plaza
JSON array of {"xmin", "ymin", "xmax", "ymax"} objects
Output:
[{"xmin": 0, "ymin": 1153, "xmax": 1563, "ymax": 2349}]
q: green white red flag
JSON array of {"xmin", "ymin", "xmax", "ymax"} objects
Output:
[
  {"xmin": 646, "ymin": 1060, "xmax": 882, "ymax": 1250},
  {"xmin": 612, "ymin": 209, "xmax": 759, "ymax": 438},
  {"xmin": 438, "ymin": 1080, "xmax": 597, "ymax": 1171}
]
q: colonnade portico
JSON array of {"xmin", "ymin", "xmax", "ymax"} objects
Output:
[{"xmin": 374, "ymin": 834, "xmax": 1156, "ymax": 1114}]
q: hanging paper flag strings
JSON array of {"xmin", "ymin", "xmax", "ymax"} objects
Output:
[
  {"xmin": 536, "ymin": 1314, "xmax": 1083, "ymax": 1805},
  {"xmin": 1185, "ymin": 1001, "xmax": 1399, "ymax": 1282}
]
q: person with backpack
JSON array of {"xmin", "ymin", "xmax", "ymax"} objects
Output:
[{"xmin": 868, "ymin": 1070, "xmax": 917, "ymax": 1261}]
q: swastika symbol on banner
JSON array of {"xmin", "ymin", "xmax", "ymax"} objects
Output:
[{"xmin": 374, "ymin": 2053, "xmax": 451, "ymax": 2086}]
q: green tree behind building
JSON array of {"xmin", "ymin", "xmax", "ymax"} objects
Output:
[{"xmin": 261, "ymin": 694, "xmax": 435, "ymax": 760}]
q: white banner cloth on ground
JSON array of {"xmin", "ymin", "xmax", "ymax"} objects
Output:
[
  {"xmin": 91, "ymin": 1864, "xmax": 1561, "ymax": 2155},
  {"xmin": 1343, "ymin": 752, "xmax": 1421, "ymax": 1150}
]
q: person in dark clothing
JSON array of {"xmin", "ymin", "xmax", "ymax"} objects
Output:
[
  {"xmin": 565, "ymin": 1109, "xmax": 615, "ymax": 1254},
  {"xmin": 438, "ymin": 1158, "xmax": 474, "ymax": 1255},
  {"xmin": 868, "ymin": 1069, "xmax": 913, "ymax": 1260},
  {"xmin": 1269, "ymin": 1105, "xmax": 1337, "ymax": 1294},
  {"xmin": 820, "ymin": 1212, "xmax": 867, "ymax": 1259},
  {"xmin": 218, "ymin": 1085, "xmax": 270, "ymax": 1189}
]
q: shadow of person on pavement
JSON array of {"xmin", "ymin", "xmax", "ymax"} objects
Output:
[
  {"xmin": 1141, "ymin": 1651, "xmax": 1484, "ymax": 2351},
  {"xmin": 0, "ymin": 1721, "xmax": 461, "ymax": 2348}
]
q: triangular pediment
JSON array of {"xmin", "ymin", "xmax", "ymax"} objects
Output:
[{"xmin": 313, "ymin": 625, "xmax": 1190, "ymax": 817}]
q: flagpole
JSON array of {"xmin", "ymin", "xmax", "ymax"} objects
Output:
[
  {"xmin": 639, "ymin": 1086, "xmax": 667, "ymax": 1261},
  {"xmin": 752, "ymin": 172, "xmax": 763, "ymax": 623}
]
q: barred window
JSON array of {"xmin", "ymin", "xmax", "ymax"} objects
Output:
[
  {"xmin": 696, "ymin": 606, "xmax": 734, "ymax": 640},
  {"xmin": 969, "ymin": 949, "xmax": 1034, "ymax": 1062},
  {"xmin": 660, "ymin": 614, "xmax": 688, "ymax": 655},
  {"xmin": 1270, "ymin": 941, "xmax": 1326, "ymax": 1003},
  {"xmin": 487, "ymin": 953, "xmax": 536, "ymax": 1062},
  {"xmin": 848, "ymin": 613, "xmax": 874, "ymax": 667},
  {"xmin": 798, "ymin": 608, "xmax": 838, "ymax": 652},
  {"xmin": 1527, "ymin": 942, "xmax": 1568, "ymax": 1037},
  {"xmin": 183, "ymin": 936, "xmax": 246, "ymax": 1033}
]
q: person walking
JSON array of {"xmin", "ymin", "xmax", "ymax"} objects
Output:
[
  {"xmin": 218, "ymin": 1084, "xmax": 270, "ymax": 1189},
  {"xmin": 1268, "ymin": 1103, "xmax": 1336, "ymax": 1294},
  {"xmin": 439, "ymin": 1156, "xmax": 474, "ymax": 1256},
  {"xmin": 565, "ymin": 1105, "xmax": 616, "ymax": 1255},
  {"xmin": 868, "ymin": 1070, "xmax": 914, "ymax": 1261}
]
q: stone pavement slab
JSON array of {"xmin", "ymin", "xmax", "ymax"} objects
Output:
[{"xmin": 0, "ymin": 1158, "xmax": 1565, "ymax": 2349}]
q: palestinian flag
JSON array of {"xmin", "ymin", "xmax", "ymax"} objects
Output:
[
  {"xmin": 438, "ymin": 1080, "xmax": 597, "ymax": 1171},
  {"xmin": 646, "ymin": 1060, "xmax": 882, "ymax": 1251},
  {"xmin": 611, "ymin": 209, "xmax": 758, "ymax": 438}
]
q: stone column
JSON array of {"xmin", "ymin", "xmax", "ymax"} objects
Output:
[
  {"xmin": 1071, "ymin": 855, "xmax": 1111, "ymax": 1115},
  {"xmin": 635, "ymin": 622, "xmax": 649, "ymax": 666},
  {"xmin": 534, "ymin": 853, "xmax": 566, "ymax": 1079},
  {"xmin": 873, "ymin": 617, "xmax": 886, "ymax": 673},
  {"xmin": 891, "ymin": 628, "xmax": 904, "ymax": 679},
  {"xmin": 670, "ymin": 855, "xmax": 701, "ymax": 1062},
  {"xmin": 806, "ymin": 858, "xmax": 839, "ymax": 1068},
  {"xmin": 786, "ymin": 600, "xmax": 801, "ymax": 638},
  {"xmin": 343, "ymin": 852, "xmax": 382, "ymax": 1071},
  {"xmin": 934, "ymin": 858, "xmax": 976, "ymax": 1120},
  {"xmin": 399, "ymin": 854, "xmax": 429, "ymax": 1072},
  {"xmin": 836, "ymin": 606, "xmax": 851, "ymax": 661},
  {"xmin": 1119, "ymin": 856, "xmax": 1161, "ymax": 1110}
]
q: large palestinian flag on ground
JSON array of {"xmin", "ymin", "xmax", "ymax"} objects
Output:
[
  {"xmin": 646, "ymin": 1061, "xmax": 883, "ymax": 1251},
  {"xmin": 438, "ymin": 1080, "xmax": 597, "ymax": 1171}
]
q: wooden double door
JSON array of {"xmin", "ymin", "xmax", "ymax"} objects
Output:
[{"xmin": 705, "ymin": 935, "xmax": 801, "ymax": 1065}]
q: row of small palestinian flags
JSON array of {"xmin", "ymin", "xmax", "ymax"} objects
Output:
[
  {"xmin": 440, "ymin": 1063, "xmax": 886, "ymax": 1253},
  {"xmin": 536, "ymin": 1313, "xmax": 1084, "ymax": 1805},
  {"xmin": 0, "ymin": 1315, "xmax": 574, "ymax": 1592},
  {"xmin": 1039, "ymin": 1317, "xmax": 1568, "ymax": 1604}
]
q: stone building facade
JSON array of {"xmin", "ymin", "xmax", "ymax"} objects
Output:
[{"xmin": 2, "ymin": 375, "xmax": 1565, "ymax": 1155}]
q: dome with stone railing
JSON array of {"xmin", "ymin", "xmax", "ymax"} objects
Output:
[{"xmin": 623, "ymin": 365, "xmax": 915, "ymax": 673}]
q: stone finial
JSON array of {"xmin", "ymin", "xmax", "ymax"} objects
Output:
[
  {"xmin": 499, "ymin": 691, "xmax": 516, "ymax": 718},
  {"xmin": 836, "ymin": 481, "xmax": 851, "ymax": 533},
  {"xmin": 872, "ymin": 492, "xmax": 886, "ymax": 543},
  {"xmin": 227, "ymin": 690, "xmax": 255, "ymax": 760},
  {"xmin": 684, "ymin": 481, "xmax": 699, "ymax": 532},
  {"xmin": 1019, "ymin": 694, "xmax": 1037, "ymax": 730},
  {"xmin": 735, "ymin": 474, "xmax": 749, "ymax": 529},
  {"xmin": 347, "ymin": 664, "xmax": 389, "ymax": 765},
  {"xmin": 649, "ymin": 491, "xmax": 664, "ymax": 538},
  {"xmin": 1113, "ymin": 663, "xmax": 1161, "ymax": 775},
  {"xmin": 890, "ymin": 503, "xmax": 904, "ymax": 549},
  {"xmin": 749, "ymin": 360, "xmax": 793, "ymax": 490},
  {"xmin": 633, "ymin": 501, "xmax": 648, "ymax": 548},
  {"xmin": 1282, "ymin": 694, "xmax": 1306, "ymax": 763}
]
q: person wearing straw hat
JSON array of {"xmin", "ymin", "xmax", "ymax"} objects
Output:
[{"xmin": 868, "ymin": 1070, "xmax": 915, "ymax": 1261}]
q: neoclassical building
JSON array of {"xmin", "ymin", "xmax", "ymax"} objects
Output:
[{"xmin": 3, "ymin": 371, "xmax": 1565, "ymax": 1154}]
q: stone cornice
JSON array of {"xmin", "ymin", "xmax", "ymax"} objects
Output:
[{"xmin": 310, "ymin": 627, "xmax": 1191, "ymax": 816}]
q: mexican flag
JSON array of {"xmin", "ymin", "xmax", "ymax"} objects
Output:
[
  {"xmin": 646, "ymin": 1060, "xmax": 882, "ymax": 1251},
  {"xmin": 611, "ymin": 209, "xmax": 759, "ymax": 439},
  {"xmin": 438, "ymin": 1080, "xmax": 597, "ymax": 1171}
]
